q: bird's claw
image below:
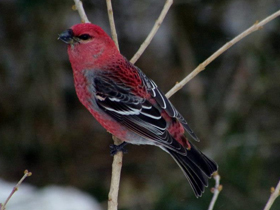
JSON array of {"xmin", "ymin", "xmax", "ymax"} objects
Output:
[{"xmin": 110, "ymin": 142, "xmax": 128, "ymax": 156}]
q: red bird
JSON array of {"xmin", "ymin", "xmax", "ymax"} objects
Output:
[{"xmin": 59, "ymin": 23, "xmax": 218, "ymax": 197}]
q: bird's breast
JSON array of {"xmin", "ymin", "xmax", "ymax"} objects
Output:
[{"xmin": 73, "ymin": 70, "xmax": 128, "ymax": 139}]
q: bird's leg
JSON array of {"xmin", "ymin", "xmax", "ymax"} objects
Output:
[{"xmin": 109, "ymin": 142, "xmax": 128, "ymax": 156}]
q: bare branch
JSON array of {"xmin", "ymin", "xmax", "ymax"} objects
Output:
[
  {"xmin": 0, "ymin": 170, "xmax": 32, "ymax": 210},
  {"xmin": 106, "ymin": 0, "xmax": 119, "ymax": 50},
  {"xmin": 208, "ymin": 172, "xmax": 222, "ymax": 210},
  {"xmin": 72, "ymin": 0, "xmax": 90, "ymax": 23},
  {"xmin": 130, "ymin": 0, "xmax": 173, "ymax": 64},
  {"xmin": 71, "ymin": 1, "xmax": 123, "ymax": 209},
  {"xmin": 165, "ymin": 9, "xmax": 280, "ymax": 99},
  {"xmin": 108, "ymin": 137, "xmax": 124, "ymax": 210},
  {"xmin": 263, "ymin": 180, "xmax": 280, "ymax": 210},
  {"xmin": 105, "ymin": 1, "xmax": 123, "ymax": 209}
]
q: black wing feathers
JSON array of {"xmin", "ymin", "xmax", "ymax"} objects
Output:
[
  {"xmin": 93, "ymin": 72, "xmax": 187, "ymax": 154},
  {"xmin": 92, "ymin": 66, "xmax": 217, "ymax": 197},
  {"xmin": 137, "ymin": 68, "xmax": 199, "ymax": 141}
]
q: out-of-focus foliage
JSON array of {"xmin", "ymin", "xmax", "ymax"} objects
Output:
[{"xmin": 0, "ymin": 0, "xmax": 280, "ymax": 209}]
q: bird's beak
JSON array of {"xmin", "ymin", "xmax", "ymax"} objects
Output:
[{"xmin": 58, "ymin": 29, "xmax": 75, "ymax": 44}]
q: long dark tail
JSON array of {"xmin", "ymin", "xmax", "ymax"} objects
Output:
[{"xmin": 164, "ymin": 142, "xmax": 218, "ymax": 197}]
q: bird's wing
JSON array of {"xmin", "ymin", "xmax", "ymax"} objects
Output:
[
  {"xmin": 93, "ymin": 71, "xmax": 187, "ymax": 155},
  {"xmin": 137, "ymin": 68, "xmax": 199, "ymax": 141}
]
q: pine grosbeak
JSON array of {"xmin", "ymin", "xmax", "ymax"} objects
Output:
[{"xmin": 59, "ymin": 23, "xmax": 218, "ymax": 197}]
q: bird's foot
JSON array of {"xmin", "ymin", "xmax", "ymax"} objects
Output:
[{"xmin": 110, "ymin": 142, "xmax": 128, "ymax": 156}]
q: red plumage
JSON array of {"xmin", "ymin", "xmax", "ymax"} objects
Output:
[{"xmin": 59, "ymin": 23, "xmax": 218, "ymax": 197}]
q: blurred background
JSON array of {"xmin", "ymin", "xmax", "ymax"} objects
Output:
[{"xmin": 1, "ymin": 0, "xmax": 280, "ymax": 209}]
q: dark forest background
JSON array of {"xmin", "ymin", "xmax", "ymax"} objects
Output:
[{"xmin": 1, "ymin": 0, "xmax": 280, "ymax": 209}]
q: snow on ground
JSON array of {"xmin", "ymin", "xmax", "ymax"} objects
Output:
[{"xmin": 0, "ymin": 179, "xmax": 102, "ymax": 210}]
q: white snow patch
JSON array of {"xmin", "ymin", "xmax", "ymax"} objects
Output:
[{"xmin": 0, "ymin": 179, "xmax": 102, "ymax": 210}]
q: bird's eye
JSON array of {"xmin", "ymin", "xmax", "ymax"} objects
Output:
[{"xmin": 78, "ymin": 34, "xmax": 92, "ymax": 40}]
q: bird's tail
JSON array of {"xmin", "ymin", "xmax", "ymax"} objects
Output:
[{"xmin": 164, "ymin": 142, "xmax": 218, "ymax": 197}]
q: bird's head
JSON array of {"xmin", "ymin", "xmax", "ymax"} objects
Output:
[{"xmin": 59, "ymin": 23, "xmax": 119, "ymax": 70}]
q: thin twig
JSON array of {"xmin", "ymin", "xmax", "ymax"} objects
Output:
[
  {"xmin": 0, "ymin": 170, "xmax": 32, "ymax": 210},
  {"xmin": 106, "ymin": 0, "xmax": 119, "ymax": 50},
  {"xmin": 208, "ymin": 172, "xmax": 222, "ymax": 210},
  {"xmin": 130, "ymin": 0, "xmax": 173, "ymax": 64},
  {"xmin": 263, "ymin": 180, "xmax": 280, "ymax": 210},
  {"xmin": 73, "ymin": 0, "xmax": 90, "ymax": 23},
  {"xmin": 165, "ymin": 9, "xmax": 280, "ymax": 99}
]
